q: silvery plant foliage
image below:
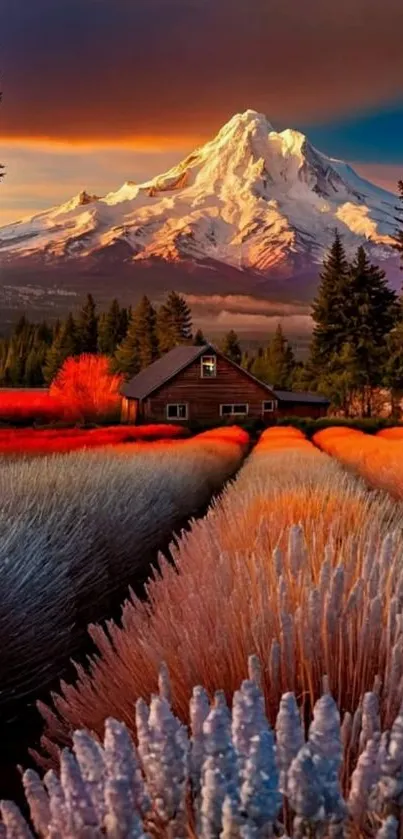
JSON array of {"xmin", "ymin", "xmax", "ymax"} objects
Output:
[{"xmin": 1, "ymin": 658, "xmax": 403, "ymax": 838}]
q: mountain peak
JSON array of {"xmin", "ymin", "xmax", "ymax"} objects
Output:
[{"xmin": 0, "ymin": 110, "xmax": 398, "ymax": 281}]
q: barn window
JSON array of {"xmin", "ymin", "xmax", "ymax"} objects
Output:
[
  {"xmin": 166, "ymin": 403, "xmax": 188, "ymax": 420},
  {"xmin": 220, "ymin": 404, "xmax": 249, "ymax": 416},
  {"xmin": 262, "ymin": 400, "xmax": 275, "ymax": 412},
  {"xmin": 201, "ymin": 355, "xmax": 217, "ymax": 378}
]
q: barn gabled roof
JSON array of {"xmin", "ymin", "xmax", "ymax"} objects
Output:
[
  {"xmin": 121, "ymin": 342, "xmax": 330, "ymax": 405},
  {"xmin": 121, "ymin": 344, "xmax": 212, "ymax": 400}
]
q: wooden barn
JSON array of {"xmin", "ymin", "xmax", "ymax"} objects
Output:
[{"xmin": 120, "ymin": 343, "xmax": 329, "ymax": 424}]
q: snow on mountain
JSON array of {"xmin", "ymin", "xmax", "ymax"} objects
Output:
[{"xmin": 0, "ymin": 110, "xmax": 398, "ymax": 278}]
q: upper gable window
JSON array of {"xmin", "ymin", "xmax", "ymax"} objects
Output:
[{"xmin": 201, "ymin": 355, "xmax": 217, "ymax": 378}]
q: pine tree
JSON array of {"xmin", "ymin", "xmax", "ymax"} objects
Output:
[
  {"xmin": 265, "ymin": 324, "xmax": 296, "ymax": 388},
  {"xmin": 315, "ymin": 343, "xmax": 359, "ymax": 417},
  {"xmin": 220, "ymin": 330, "xmax": 242, "ymax": 365},
  {"xmin": 76, "ymin": 294, "xmax": 98, "ymax": 354},
  {"xmin": 241, "ymin": 350, "xmax": 251, "ymax": 371},
  {"xmin": 250, "ymin": 348, "xmax": 272, "ymax": 383},
  {"xmin": 309, "ymin": 231, "xmax": 350, "ymax": 372},
  {"xmin": 5, "ymin": 341, "xmax": 25, "ymax": 386},
  {"xmin": 98, "ymin": 299, "xmax": 123, "ymax": 355},
  {"xmin": 393, "ymin": 180, "xmax": 403, "ymax": 269},
  {"xmin": 14, "ymin": 315, "xmax": 28, "ymax": 338},
  {"xmin": 157, "ymin": 291, "xmax": 193, "ymax": 352},
  {"xmin": 333, "ymin": 247, "xmax": 398, "ymax": 416},
  {"xmin": 193, "ymin": 328, "xmax": 206, "ymax": 346},
  {"xmin": 157, "ymin": 306, "xmax": 177, "ymax": 354},
  {"xmin": 34, "ymin": 320, "xmax": 53, "ymax": 347},
  {"xmin": 113, "ymin": 314, "xmax": 141, "ymax": 379},
  {"xmin": 44, "ymin": 313, "xmax": 79, "ymax": 384},
  {"xmin": 119, "ymin": 306, "xmax": 130, "ymax": 342},
  {"xmin": 131, "ymin": 296, "xmax": 159, "ymax": 370},
  {"xmin": 24, "ymin": 348, "xmax": 45, "ymax": 387}
]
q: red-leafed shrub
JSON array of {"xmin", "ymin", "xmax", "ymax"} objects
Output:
[
  {"xmin": 49, "ymin": 354, "xmax": 123, "ymax": 423},
  {"xmin": 0, "ymin": 391, "xmax": 66, "ymax": 425},
  {"xmin": 0, "ymin": 424, "xmax": 189, "ymax": 456}
]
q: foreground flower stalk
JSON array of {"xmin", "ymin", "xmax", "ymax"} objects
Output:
[{"xmin": 1, "ymin": 660, "xmax": 403, "ymax": 838}]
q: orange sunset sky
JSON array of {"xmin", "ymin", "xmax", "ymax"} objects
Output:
[{"xmin": 1, "ymin": 0, "xmax": 402, "ymax": 225}]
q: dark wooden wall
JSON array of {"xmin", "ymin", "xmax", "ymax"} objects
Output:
[
  {"xmin": 140, "ymin": 353, "xmax": 274, "ymax": 423},
  {"xmin": 127, "ymin": 352, "xmax": 327, "ymax": 423}
]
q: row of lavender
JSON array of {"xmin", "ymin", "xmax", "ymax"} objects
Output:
[{"xmin": 0, "ymin": 659, "xmax": 401, "ymax": 838}]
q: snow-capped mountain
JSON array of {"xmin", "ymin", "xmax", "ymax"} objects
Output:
[{"xmin": 0, "ymin": 110, "xmax": 399, "ymax": 283}]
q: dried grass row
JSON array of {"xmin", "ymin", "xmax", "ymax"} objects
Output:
[
  {"xmin": 0, "ymin": 427, "xmax": 248, "ymax": 715},
  {"xmin": 313, "ymin": 428, "xmax": 403, "ymax": 499},
  {"xmin": 37, "ymin": 427, "xmax": 403, "ymax": 764}
]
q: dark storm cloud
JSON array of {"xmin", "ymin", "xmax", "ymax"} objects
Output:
[{"xmin": 2, "ymin": 0, "xmax": 403, "ymax": 141}]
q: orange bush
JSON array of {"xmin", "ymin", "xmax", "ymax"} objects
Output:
[
  {"xmin": 49, "ymin": 354, "xmax": 123, "ymax": 423},
  {"xmin": 255, "ymin": 426, "xmax": 315, "ymax": 454},
  {"xmin": 314, "ymin": 427, "xmax": 403, "ymax": 499},
  {"xmin": 377, "ymin": 426, "xmax": 403, "ymax": 440},
  {"xmin": 260, "ymin": 426, "xmax": 306, "ymax": 440}
]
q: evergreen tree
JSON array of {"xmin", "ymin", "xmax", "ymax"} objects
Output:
[
  {"xmin": 193, "ymin": 328, "xmax": 206, "ymax": 346},
  {"xmin": 220, "ymin": 330, "xmax": 242, "ymax": 365},
  {"xmin": 34, "ymin": 320, "xmax": 53, "ymax": 347},
  {"xmin": 52, "ymin": 319, "xmax": 62, "ymax": 341},
  {"xmin": 5, "ymin": 342, "xmax": 25, "ymax": 386},
  {"xmin": 44, "ymin": 312, "xmax": 78, "ymax": 384},
  {"xmin": 131, "ymin": 296, "xmax": 159, "ymax": 369},
  {"xmin": 157, "ymin": 305, "xmax": 177, "ymax": 354},
  {"xmin": 393, "ymin": 180, "xmax": 403, "ymax": 269},
  {"xmin": 265, "ymin": 324, "xmax": 296, "ymax": 388},
  {"xmin": 241, "ymin": 350, "xmax": 251, "ymax": 371},
  {"xmin": 24, "ymin": 348, "xmax": 45, "ymax": 386},
  {"xmin": 315, "ymin": 343, "xmax": 359, "ymax": 417},
  {"xmin": 342, "ymin": 247, "xmax": 397, "ymax": 414},
  {"xmin": 98, "ymin": 299, "xmax": 123, "ymax": 355},
  {"xmin": 250, "ymin": 348, "xmax": 272, "ymax": 383},
  {"xmin": 14, "ymin": 315, "xmax": 28, "ymax": 338},
  {"xmin": 113, "ymin": 315, "xmax": 141, "ymax": 379},
  {"xmin": 118, "ymin": 306, "xmax": 130, "ymax": 342},
  {"xmin": 114, "ymin": 296, "xmax": 159, "ymax": 377},
  {"xmin": 157, "ymin": 291, "xmax": 192, "ymax": 352},
  {"xmin": 76, "ymin": 294, "xmax": 98, "ymax": 354},
  {"xmin": 309, "ymin": 231, "xmax": 350, "ymax": 372}
]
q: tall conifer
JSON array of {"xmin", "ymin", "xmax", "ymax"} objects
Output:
[
  {"xmin": 220, "ymin": 330, "xmax": 242, "ymax": 365},
  {"xmin": 44, "ymin": 313, "xmax": 78, "ymax": 384},
  {"xmin": 157, "ymin": 291, "xmax": 192, "ymax": 352},
  {"xmin": 265, "ymin": 324, "xmax": 296, "ymax": 388},
  {"xmin": 98, "ymin": 299, "xmax": 123, "ymax": 355},
  {"xmin": 309, "ymin": 231, "xmax": 350, "ymax": 371},
  {"xmin": 76, "ymin": 294, "xmax": 98, "ymax": 353}
]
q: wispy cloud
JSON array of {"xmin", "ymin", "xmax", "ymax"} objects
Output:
[{"xmin": 184, "ymin": 294, "xmax": 313, "ymax": 336}]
